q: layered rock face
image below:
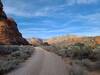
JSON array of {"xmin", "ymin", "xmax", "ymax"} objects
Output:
[
  {"xmin": 0, "ymin": 0, "xmax": 29, "ymax": 45},
  {"xmin": 47, "ymin": 35, "xmax": 100, "ymax": 47}
]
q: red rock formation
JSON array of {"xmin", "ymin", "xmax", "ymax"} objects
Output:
[
  {"xmin": 27, "ymin": 38, "xmax": 43, "ymax": 46},
  {"xmin": 47, "ymin": 35, "xmax": 97, "ymax": 47},
  {"xmin": 95, "ymin": 36, "xmax": 100, "ymax": 45},
  {"xmin": 0, "ymin": 0, "xmax": 29, "ymax": 45},
  {"xmin": 0, "ymin": 0, "xmax": 7, "ymax": 20}
]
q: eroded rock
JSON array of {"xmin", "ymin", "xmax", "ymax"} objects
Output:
[{"xmin": 0, "ymin": 0, "xmax": 29, "ymax": 45}]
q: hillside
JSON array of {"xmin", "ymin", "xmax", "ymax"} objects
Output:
[{"xmin": 47, "ymin": 35, "xmax": 100, "ymax": 47}]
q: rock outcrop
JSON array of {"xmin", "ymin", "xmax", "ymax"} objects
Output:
[
  {"xmin": 0, "ymin": 0, "xmax": 29, "ymax": 45},
  {"xmin": 0, "ymin": 0, "xmax": 7, "ymax": 20},
  {"xmin": 27, "ymin": 38, "xmax": 43, "ymax": 46},
  {"xmin": 47, "ymin": 35, "xmax": 100, "ymax": 47},
  {"xmin": 95, "ymin": 36, "xmax": 100, "ymax": 44}
]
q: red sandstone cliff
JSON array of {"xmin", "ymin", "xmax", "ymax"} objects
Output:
[{"xmin": 0, "ymin": 0, "xmax": 29, "ymax": 45}]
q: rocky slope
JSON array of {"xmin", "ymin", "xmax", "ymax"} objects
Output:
[
  {"xmin": 0, "ymin": 0, "xmax": 29, "ymax": 45},
  {"xmin": 47, "ymin": 35, "xmax": 100, "ymax": 46}
]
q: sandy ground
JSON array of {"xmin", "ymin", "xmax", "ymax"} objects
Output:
[{"xmin": 7, "ymin": 47, "xmax": 68, "ymax": 75}]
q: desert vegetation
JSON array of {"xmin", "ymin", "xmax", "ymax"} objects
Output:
[
  {"xmin": 42, "ymin": 42, "xmax": 100, "ymax": 75},
  {"xmin": 0, "ymin": 45, "xmax": 34, "ymax": 75}
]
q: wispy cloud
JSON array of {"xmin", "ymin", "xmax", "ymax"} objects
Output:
[
  {"xmin": 2, "ymin": 0, "xmax": 100, "ymax": 38},
  {"xmin": 66, "ymin": 0, "xmax": 99, "ymax": 5},
  {"xmin": 4, "ymin": 6, "xmax": 49, "ymax": 17},
  {"xmin": 3, "ymin": 0, "xmax": 51, "ymax": 17},
  {"xmin": 19, "ymin": 12, "xmax": 100, "ymax": 38}
]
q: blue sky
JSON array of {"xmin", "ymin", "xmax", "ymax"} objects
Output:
[{"xmin": 2, "ymin": 0, "xmax": 100, "ymax": 38}]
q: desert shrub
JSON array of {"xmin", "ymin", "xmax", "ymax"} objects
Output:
[
  {"xmin": 56, "ymin": 49, "xmax": 67, "ymax": 57},
  {"xmin": 41, "ymin": 45, "xmax": 59, "ymax": 53},
  {"xmin": 53, "ymin": 42, "xmax": 69, "ymax": 49},
  {"xmin": 87, "ymin": 46, "xmax": 100, "ymax": 61},
  {"xmin": 0, "ymin": 60, "xmax": 19, "ymax": 74},
  {"xmin": 69, "ymin": 62, "xmax": 87, "ymax": 75},
  {"xmin": 73, "ymin": 59, "xmax": 100, "ymax": 71},
  {"xmin": 66, "ymin": 46, "xmax": 81, "ymax": 58},
  {"xmin": 65, "ymin": 43, "xmax": 93, "ymax": 59},
  {"xmin": 42, "ymin": 43, "xmax": 93, "ymax": 59},
  {"xmin": 74, "ymin": 59, "xmax": 93, "ymax": 70},
  {"xmin": 0, "ymin": 45, "xmax": 34, "ymax": 75},
  {"xmin": 92, "ymin": 47, "xmax": 100, "ymax": 60},
  {"xmin": 0, "ymin": 45, "xmax": 19, "ymax": 55},
  {"xmin": 41, "ymin": 45, "xmax": 68, "ymax": 57}
]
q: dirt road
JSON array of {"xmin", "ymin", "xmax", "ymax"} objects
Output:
[{"xmin": 7, "ymin": 47, "xmax": 68, "ymax": 75}]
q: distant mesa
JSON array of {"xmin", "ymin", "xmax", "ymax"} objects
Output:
[
  {"xmin": 0, "ymin": 0, "xmax": 29, "ymax": 45},
  {"xmin": 27, "ymin": 37, "xmax": 50, "ymax": 46}
]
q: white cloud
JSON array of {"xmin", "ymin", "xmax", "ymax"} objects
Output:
[
  {"xmin": 2, "ymin": 0, "xmax": 72, "ymax": 17},
  {"xmin": 66, "ymin": 0, "xmax": 99, "ymax": 5},
  {"xmin": 65, "ymin": 12, "xmax": 100, "ymax": 25},
  {"xmin": 2, "ymin": 0, "xmax": 100, "ymax": 38},
  {"xmin": 3, "ymin": 0, "xmax": 51, "ymax": 17},
  {"xmin": 4, "ymin": 6, "xmax": 49, "ymax": 17},
  {"xmin": 77, "ymin": 13, "xmax": 100, "ymax": 25}
]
